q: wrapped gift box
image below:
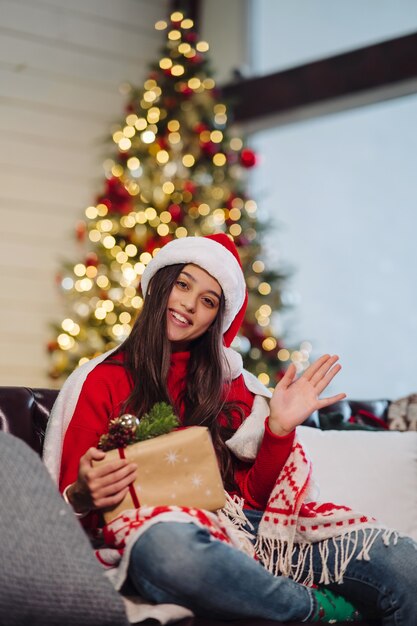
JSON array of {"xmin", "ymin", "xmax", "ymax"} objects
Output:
[{"xmin": 93, "ymin": 426, "xmax": 226, "ymax": 523}]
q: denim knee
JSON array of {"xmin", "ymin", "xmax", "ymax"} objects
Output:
[
  {"xmin": 127, "ymin": 520, "xmax": 314, "ymax": 622},
  {"xmin": 128, "ymin": 522, "xmax": 215, "ymax": 599}
]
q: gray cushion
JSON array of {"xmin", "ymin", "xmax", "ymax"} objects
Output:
[{"xmin": 0, "ymin": 432, "xmax": 129, "ymax": 626}]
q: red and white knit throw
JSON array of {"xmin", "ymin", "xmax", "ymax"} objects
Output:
[
  {"xmin": 254, "ymin": 436, "xmax": 397, "ymax": 585},
  {"xmin": 94, "ymin": 504, "xmax": 254, "ymax": 572},
  {"xmin": 260, "ymin": 438, "xmax": 373, "ymax": 540},
  {"xmin": 95, "ymin": 434, "xmax": 396, "ymax": 587}
]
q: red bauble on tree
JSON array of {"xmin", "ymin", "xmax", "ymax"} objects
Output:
[
  {"xmin": 183, "ymin": 181, "xmax": 196, "ymax": 196},
  {"xmin": 184, "ymin": 32, "xmax": 197, "ymax": 43},
  {"xmin": 234, "ymin": 234, "xmax": 251, "ymax": 247},
  {"xmin": 240, "ymin": 148, "xmax": 257, "ymax": 168},
  {"xmin": 47, "ymin": 340, "xmax": 59, "ymax": 353},
  {"xmin": 145, "ymin": 236, "xmax": 157, "ymax": 254},
  {"xmin": 226, "ymin": 194, "xmax": 237, "ymax": 209},
  {"xmin": 189, "ymin": 53, "xmax": 203, "ymax": 65},
  {"xmin": 194, "ymin": 122, "xmax": 208, "ymax": 134},
  {"xmin": 180, "ymin": 85, "xmax": 193, "ymax": 97},
  {"xmin": 158, "ymin": 235, "xmax": 173, "ymax": 248},
  {"xmin": 85, "ymin": 252, "xmax": 99, "ymax": 267},
  {"xmin": 75, "ymin": 221, "xmax": 87, "ymax": 242},
  {"xmin": 97, "ymin": 177, "xmax": 133, "ymax": 215},
  {"xmin": 168, "ymin": 203, "xmax": 183, "ymax": 223},
  {"xmin": 201, "ymin": 141, "xmax": 217, "ymax": 157},
  {"xmin": 157, "ymin": 136, "xmax": 168, "ymax": 150}
]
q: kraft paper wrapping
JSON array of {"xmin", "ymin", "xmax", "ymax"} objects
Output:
[{"xmin": 93, "ymin": 426, "xmax": 226, "ymax": 523}]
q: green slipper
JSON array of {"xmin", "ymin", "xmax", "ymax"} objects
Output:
[{"xmin": 311, "ymin": 587, "xmax": 363, "ymax": 623}]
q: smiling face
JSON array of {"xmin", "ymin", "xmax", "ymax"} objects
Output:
[{"xmin": 166, "ymin": 264, "xmax": 222, "ymax": 351}]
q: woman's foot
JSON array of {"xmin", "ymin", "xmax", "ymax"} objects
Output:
[{"xmin": 311, "ymin": 587, "xmax": 363, "ymax": 622}]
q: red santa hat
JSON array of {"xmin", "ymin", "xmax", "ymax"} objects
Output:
[{"xmin": 140, "ymin": 234, "xmax": 248, "ymax": 347}]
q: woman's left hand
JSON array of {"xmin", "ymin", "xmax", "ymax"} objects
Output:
[{"xmin": 268, "ymin": 354, "xmax": 346, "ymax": 436}]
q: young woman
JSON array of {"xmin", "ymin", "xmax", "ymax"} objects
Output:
[{"xmin": 44, "ymin": 234, "xmax": 417, "ymax": 624}]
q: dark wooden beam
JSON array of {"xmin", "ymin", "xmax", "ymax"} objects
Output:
[
  {"xmin": 169, "ymin": 0, "xmax": 201, "ymax": 31},
  {"xmin": 221, "ymin": 32, "xmax": 417, "ymax": 129}
]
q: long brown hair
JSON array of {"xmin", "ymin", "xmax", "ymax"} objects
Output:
[{"xmin": 118, "ymin": 264, "xmax": 245, "ymax": 488}]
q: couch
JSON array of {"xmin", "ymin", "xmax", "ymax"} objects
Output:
[{"xmin": 3, "ymin": 386, "xmax": 416, "ymax": 625}]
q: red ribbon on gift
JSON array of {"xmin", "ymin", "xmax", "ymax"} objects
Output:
[{"xmin": 118, "ymin": 448, "xmax": 141, "ymax": 509}]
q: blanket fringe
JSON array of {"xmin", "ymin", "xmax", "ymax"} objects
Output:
[
  {"xmin": 220, "ymin": 493, "xmax": 254, "ymax": 531},
  {"xmin": 217, "ymin": 493, "xmax": 256, "ymax": 557},
  {"xmin": 254, "ymin": 527, "xmax": 401, "ymax": 586}
]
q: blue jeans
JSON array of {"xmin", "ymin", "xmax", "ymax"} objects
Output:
[{"xmin": 127, "ymin": 509, "xmax": 417, "ymax": 624}]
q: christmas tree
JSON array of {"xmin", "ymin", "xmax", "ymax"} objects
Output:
[{"xmin": 48, "ymin": 10, "xmax": 305, "ymax": 385}]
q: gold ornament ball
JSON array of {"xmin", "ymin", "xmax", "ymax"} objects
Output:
[{"xmin": 119, "ymin": 413, "xmax": 140, "ymax": 431}]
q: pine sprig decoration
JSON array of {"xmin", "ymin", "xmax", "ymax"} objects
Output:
[
  {"xmin": 135, "ymin": 402, "xmax": 179, "ymax": 441},
  {"xmin": 98, "ymin": 402, "xmax": 179, "ymax": 451}
]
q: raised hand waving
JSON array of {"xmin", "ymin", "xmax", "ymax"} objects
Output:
[{"xmin": 268, "ymin": 354, "xmax": 346, "ymax": 436}]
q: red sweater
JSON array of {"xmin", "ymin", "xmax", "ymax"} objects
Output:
[{"xmin": 60, "ymin": 351, "xmax": 294, "ymax": 512}]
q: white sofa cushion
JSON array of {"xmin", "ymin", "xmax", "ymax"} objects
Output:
[{"xmin": 297, "ymin": 426, "xmax": 417, "ymax": 540}]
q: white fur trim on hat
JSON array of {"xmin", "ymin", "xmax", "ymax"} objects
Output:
[{"xmin": 141, "ymin": 237, "xmax": 246, "ymax": 333}]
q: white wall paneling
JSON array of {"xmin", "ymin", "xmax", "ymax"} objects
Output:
[{"xmin": 0, "ymin": 0, "xmax": 170, "ymax": 386}]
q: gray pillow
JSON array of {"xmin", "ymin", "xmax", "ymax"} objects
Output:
[{"xmin": 0, "ymin": 432, "xmax": 129, "ymax": 626}]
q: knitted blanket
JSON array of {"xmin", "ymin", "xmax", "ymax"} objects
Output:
[
  {"xmin": 253, "ymin": 436, "xmax": 396, "ymax": 586},
  {"xmin": 89, "ymin": 433, "xmax": 388, "ymax": 592}
]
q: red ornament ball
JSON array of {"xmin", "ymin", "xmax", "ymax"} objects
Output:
[
  {"xmin": 185, "ymin": 32, "xmax": 198, "ymax": 43},
  {"xmin": 157, "ymin": 136, "xmax": 168, "ymax": 150},
  {"xmin": 145, "ymin": 237, "xmax": 157, "ymax": 254},
  {"xmin": 226, "ymin": 195, "xmax": 237, "ymax": 209},
  {"xmin": 189, "ymin": 53, "xmax": 203, "ymax": 65},
  {"xmin": 240, "ymin": 149, "xmax": 257, "ymax": 168},
  {"xmin": 98, "ymin": 177, "xmax": 133, "ymax": 215},
  {"xmin": 85, "ymin": 252, "xmax": 99, "ymax": 267},
  {"xmin": 168, "ymin": 203, "xmax": 183, "ymax": 223},
  {"xmin": 184, "ymin": 181, "xmax": 196, "ymax": 195},
  {"xmin": 180, "ymin": 85, "xmax": 193, "ymax": 96},
  {"xmin": 194, "ymin": 123, "xmax": 208, "ymax": 134},
  {"xmin": 158, "ymin": 234, "xmax": 173, "ymax": 248},
  {"xmin": 75, "ymin": 221, "xmax": 86, "ymax": 242},
  {"xmin": 201, "ymin": 141, "xmax": 217, "ymax": 156}
]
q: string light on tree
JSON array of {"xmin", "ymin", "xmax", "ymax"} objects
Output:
[{"xmin": 47, "ymin": 10, "xmax": 305, "ymax": 383}]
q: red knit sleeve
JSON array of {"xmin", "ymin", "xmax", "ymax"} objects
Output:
[
  {"xmin": 233, "ymin": 420, "xmax": 295, "ymax": 510},
  {"xmin": 225, "ymin": 374, "xmax": 295, "ymax": 510},
  {"xmin": 59, "ymin": 361, "xmax": 132, "ymax": 493}
]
